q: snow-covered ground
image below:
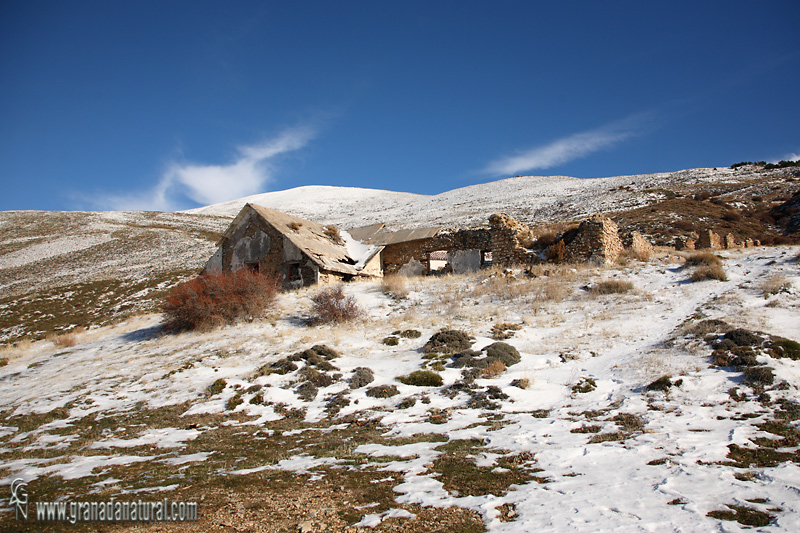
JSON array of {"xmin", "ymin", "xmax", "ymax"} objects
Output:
[{"xmin": 1, "ymin": 246, "xmax": 798, "ymax": 531}]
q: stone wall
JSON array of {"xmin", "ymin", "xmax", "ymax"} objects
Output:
[
  {"xmin": 696, "ymin": 230, "xmax": 722, "ymax": 249},
  {"xmin": 630, "ymin": 231, "xmax": 654, "ymax": 259},
  {"xmin": 563, "ymin": 216, "xmax": 622, "ymax": 266}
]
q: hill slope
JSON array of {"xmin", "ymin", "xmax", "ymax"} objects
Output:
[{"xmin": 0, "ymin": 164, "xmax": 797, "ymax": 343}]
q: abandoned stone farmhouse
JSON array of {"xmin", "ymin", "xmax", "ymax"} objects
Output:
[{"xmin": 203, "ymin": 203, "xmax": 646, "ymax": 287}]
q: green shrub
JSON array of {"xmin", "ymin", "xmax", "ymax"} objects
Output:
[
  {"xmin": 743, "ymin": 366, "xmax": 774, "ymax": 385},
  {"xmin": 382, "ymin": 336, "xmax": 399, "ymax": 346},
  {"xmin": 397, "ymin": 370, "xmax": 444, "ymax": 387},
  {"xmin": 725, "ymin": 329, "xmax": 763, "ymax": 347},
  {"xmin": 483, "ymin": 342, "xmax": 521, "ymax": 366},
  {"xmin": 645, "ymin": 375, "xmax": 672, "ymax": 392},
  {"xmin": 208, "ymin": 378, "xmax": 227, "ymax": 396},
  {"xmin": 296, "ymin": 381, "xmax": 319, "ymax": 401},
  {"xmin": 398, "ymin": 397, "xmax": 417, "ymax": 409},
  {"xmin": 572, "ymin": 377, "xmax": 596, "ymax": 394},
  {"xmin": 349, "ymin": 367, "xmax": 374, "ymax": 388},
  {"xmin": 770, "ymin": 337, "xmax": 800, "ymax": 360},
  {"xmin": 423, "ymin": 329, "xmax": 473, "ymax": 354},
  {"xmin": 227, "ymin": 394, "xmax": 244, "ymax": 410},
  {"xmin": 366, "ymin": 384, "xmax": 400, "ymax": 398},
  {"xmin": 400, "ymin": 329, "xmax": 422, "ymax": 338}
]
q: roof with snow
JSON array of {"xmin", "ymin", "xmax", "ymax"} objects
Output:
[{"xmin": 222, "ymin": 204, "xmax": 380, "ymax": 276}]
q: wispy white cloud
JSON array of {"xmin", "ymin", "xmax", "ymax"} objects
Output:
[
  {"xmin": 484, "ymin": 114, "xmax": 652, "ymax": 176},
  {"xmin": 91, "ymin": 125, "xmax": 316, "ymax": 211}
]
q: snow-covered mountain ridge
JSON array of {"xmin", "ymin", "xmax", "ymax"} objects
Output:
[{"xmin": 186, "ymin": 167, "xmax": 751, "ymax": 229}]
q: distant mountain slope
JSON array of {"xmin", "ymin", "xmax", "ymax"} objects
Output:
[{"xmin": 186, "ymin": 167, "xmax": 745, "ymax": 229}]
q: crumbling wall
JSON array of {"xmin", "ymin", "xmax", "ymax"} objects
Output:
[
  {"xmin": 488, "ymin": 213, "xmax": 536, "ymax": 265},
  {"xmin": 630, "ymin": 231, "xmax": 654, "ymax": 259},
  {"xmin": 696, "ymin": 230, "xmax": 722, "ymax": 249},
  {"xmin": 563, "ymin": 216, "xmax": 622, "ymax": 265}
]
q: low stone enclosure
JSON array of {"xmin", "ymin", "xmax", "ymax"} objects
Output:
[
  {"xmin": 380, "ymin": 211, "xmax": 764, "ymax": 276},
  {"xmin": 675, "ymin": 229, "xmax": 762, "ymax": 251},
  {"xmin": 380, "ymin": 213, "xmax": 628, "ymax": 275}
]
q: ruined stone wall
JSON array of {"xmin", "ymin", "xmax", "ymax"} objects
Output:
[
  {"xmin": 630, "ymin": 231, "xmax": 654, "ymax": 259},
  {"xmin": 696, "ymin": 230, "xmax": 722, "ymax": 249},
  {"xmin": 563, "ymin": 216, "xmax": 622, "ymax": 265},
  {"xmin": 381, "ymin": 229, "xmax": 493, "ymax": 275},
  {"xmin": 487, "ymin": 214, "xmax": 537, "ymax": 265}
]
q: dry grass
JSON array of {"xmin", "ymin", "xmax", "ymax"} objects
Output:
[
  {"xmin": 381, "ymin": 275, "xmax": 409, "ymax": 299},
  {"xmin": 590, "ymin": 280, "xmax": 634, "ymax": 295},
  {"xmin": 47, "ymin": 326, "xmax": 86, "ymax": 347},
  {"xmin": 479, "ymin": 359, "xmax": 507, "ymax": 378},
  {"xmin": 761, "ymin": 274, "xmax": 792, "ymax": 296},
  {"xmin": 684, "ymin": 252, "xmax": 723, "ymax": 268},
  {"xmin": 691, "ymin": 264, "xmax": 728, "ymax": 282},
  {"xmin": 491, "ymin": 322, "xmax": 522, "ymax": 340}
]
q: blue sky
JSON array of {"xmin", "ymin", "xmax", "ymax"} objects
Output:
[{"xmin": 1, "ymin": 1, "xmax": 799, "ymax": 212}]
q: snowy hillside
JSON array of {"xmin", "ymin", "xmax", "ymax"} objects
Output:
[
  {"xmin": 186, "ymin": 167, "xmax": 749, "ymax": 229},
  {"xmin": 1, "ymin": 246, "xmax": 798, "ymax": 531}
]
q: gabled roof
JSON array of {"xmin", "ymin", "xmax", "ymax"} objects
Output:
[{"xmin": 222, "ymin": 204, "xmax": 369, "ymax": 276}]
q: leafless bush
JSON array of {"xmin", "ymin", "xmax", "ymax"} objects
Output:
[
  {"xmin": 762, "ymin": 274, "xmax": 791, "ymax": 296},
  {"xmin": 381, "ymin": 275, "xmax": 409, "ymax": 299},
  {"xmin": 162, "ymin": 270, "xmax": 280, "ymax": 332},
  {"xmin": 310, "ymin": 285, "xmax": 364, "ymax": 324}
]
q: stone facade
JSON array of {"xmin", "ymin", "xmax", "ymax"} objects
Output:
[{"xmin": 563, "ymin": 216, "xmax": 622, "ymax": 266}]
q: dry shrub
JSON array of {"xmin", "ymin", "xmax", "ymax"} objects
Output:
[
  {"xmin": 162, "ymin": 270, "xmax": 280, "ymax": 332},
  {"xmin": 49, "ymin": 332, "xmax": 77, "ymax": 347},
  {"xmin": 684, "ymin": 252, "xmax": 722, "ymax": 268},
  {"xmin": 479, "ymin": 359, "xmax": 507, "ymax": 378},
  {"xmin": 491, "ymin": 322, "xmax": 522, "ymax": 340},
  {"xmin": 533, "ymin": 277, "xmax": 570, "ymax": 302},
  {"xmin": 591, "ymin": 280, "xmax": 634, "ymax": 295},
  {"xmin": 545, "ymin": 240, "xmax": 568, "ymax": 263},
  {"xmin": 691, "ymin": 264, "xmax": 728, "ymax": 282},
  {"xmin": 323, "ymin": 225, "xmax": 342, "ymax": 243},
  {"xmin": 381, "ymin": 275, "xmax": 409, "ymax": 299},
  {"xmin": 762, "ymin": 274, "xmax": 791, "ymax": 296},
  {"xmin": 310, "ymin": 285, "xmax": 364, "ymax": 324},
  {"xmin": 48, "ymin": 326, "xmax": 86, "ymax": 347},
  {"xmin": 533, "ymin": 231, "xmax": 558, "ymax": 249}
]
